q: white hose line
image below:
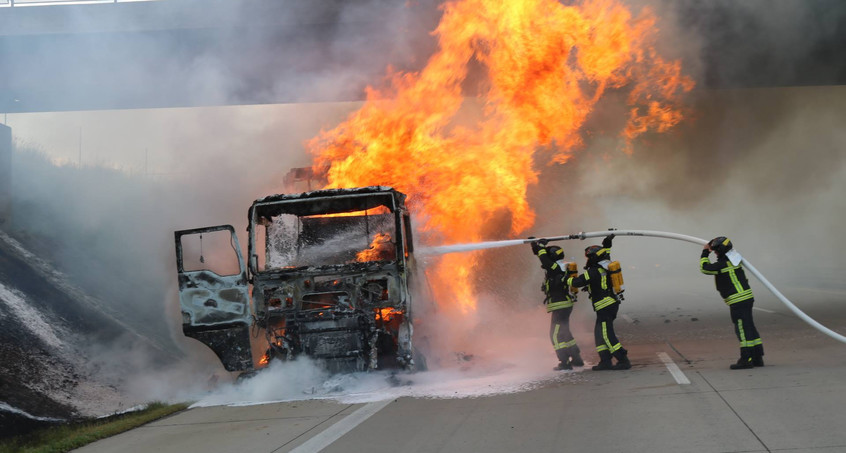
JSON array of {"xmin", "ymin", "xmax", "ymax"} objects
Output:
[
  {"xmin": 422, "ymin": 229, "xmax": 846, "ymax": 345},
  {"xmin": 551, "ymin": 230, "xmax": 846, "ymax": 344},
  {"xmin": 735, "ymin": 259, "xmax": 846, "ymax": 344}
]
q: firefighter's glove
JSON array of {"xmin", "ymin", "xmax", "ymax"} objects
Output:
[
  {"xmin": 537, "ymin": 238, "xmax": 549, "ymax": 247},
  {"xmin": 528, "ymin": 237, "xmax": 541, "ymax": 254},
  {"xmin": 602, "ymin": 234, "xmax": 615, "ymax": 248}
]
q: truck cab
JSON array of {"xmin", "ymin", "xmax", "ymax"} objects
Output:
[{"xmin": 174, "ymin": 186, "xmax": 419, "ymax": 373}]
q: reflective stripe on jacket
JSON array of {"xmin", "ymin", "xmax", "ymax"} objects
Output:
[
  {"xmin": 700, "ymin": 250, "xmax": 754, "ymax": 305},
  {"xmin": 568, "ymin": 266, "xmax": 617, "ymax": 311},
  {"xmin": 537, "ymin": 248, "xmax": 575, "ymax": 311}
]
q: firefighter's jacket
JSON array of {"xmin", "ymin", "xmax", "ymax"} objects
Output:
[
  {"xmin": 535, "ymin": 247, "xmax": 575, "ymax": 312},
  {"xmin": 699, "ymin": 250, "xmax": 754, "ymax": 305},
  {"xmin": 567, "ymin": 264, "xmax": 618, "ymax": 311}
]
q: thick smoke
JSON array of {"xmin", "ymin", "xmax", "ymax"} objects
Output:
[
  {"xmin": 2, "ymin": 0, "xmax": 441, "ymax": 412},
  {"xmin": 521, "ymin": 0, "xmax": 846, "ymax": 310},
  {"xmin": 0, "ymin": 0, "xmax": 440, "ymax": 111},
  {"xmin": 444, "ymin": 0, "xmax": 846, "ymax": 368},
  {"xmin": 3, "ymin": 0, "xmax": 845, "ymax": 416}
]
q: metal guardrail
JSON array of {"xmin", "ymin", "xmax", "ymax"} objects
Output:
[{"xmin": 0, "ymin": 0, "xmax": 158, "ymax": 7}]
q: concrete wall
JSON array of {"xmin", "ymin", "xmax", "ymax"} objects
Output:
[{"xmin": 0, "ymin": 123, "xmax": 9, "ymax": 223}]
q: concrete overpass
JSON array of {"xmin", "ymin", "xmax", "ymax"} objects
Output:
[
  {"xmin": 0, "ymin": 0, "xmax": 442, "ymax": 113},
  {"xmin": 1, "ymin": 0, "xmax": 846, "ymax": 114}
]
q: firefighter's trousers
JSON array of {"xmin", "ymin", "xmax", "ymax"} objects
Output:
[
  {"xmin": 729, "ymin": 299, "xmax": 763, "ymax": 359},
  {"xmin": 550, "ymin": 307, "xmax": 580, "ymax": 363},
  {"xmin": 594, "ymin": 302, "xmax": 626, "ymax": 361}
]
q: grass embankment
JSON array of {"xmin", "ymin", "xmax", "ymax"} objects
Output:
[{"xmin": 0, "ymin": 402, "xmax": 190, "ymax": 453}]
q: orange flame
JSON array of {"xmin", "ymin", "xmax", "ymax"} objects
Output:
[
  {"xmin": 306, "ymin": 0, "xmax": 692, "ymax": 314},
  {"xmin": 310, "ymin": 206, "xmax": 390, "ymax": 218},
  {"xmin": 355, "ymin": 233, "xmax": 395, "ymax": 262},
  {"xmin": 377, "ymin": 307, "xmax": 404, "ymax": 322}
]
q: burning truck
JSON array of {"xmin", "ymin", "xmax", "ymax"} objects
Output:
[{"xmin": 174, "ymin": 186, "xmax": 422, "ymax": 374}]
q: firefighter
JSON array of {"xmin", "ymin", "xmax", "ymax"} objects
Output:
[
  {"xmin": 700, "ymin": 236, "xmax": 764, "ymax": 369},
  {"xmin": 529, "ymin": 238, "xmax": 584, "ymax": 370},
  {"xmin": 567, "ymin": 234, "xmax": 631, "ymax": 370}
]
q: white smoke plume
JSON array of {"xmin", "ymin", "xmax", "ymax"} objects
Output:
[
  {"xmin": 2, "ymin": 0, "xmax": 845, "ymax": 414},
  {"xmin": 1, "ymin": 0, "xmax": 444, "ymax": 413}
]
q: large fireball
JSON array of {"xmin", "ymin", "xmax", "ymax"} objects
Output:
[{"xmin": 306, "ymin": 0, "xmax": 693, "ymax": 314}]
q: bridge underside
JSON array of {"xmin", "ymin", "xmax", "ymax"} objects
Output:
[
  {"xmin": 1, "ymin": 0, "xmax": 845, "ymax": 114},
  {"xmin": 0, "ymin": 0, "xmax": 442, "ymax": 113}
]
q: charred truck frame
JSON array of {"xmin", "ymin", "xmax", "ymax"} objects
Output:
[{"xmin": 174, "ymin": 187, "xmax": 419, "ymax": 374}]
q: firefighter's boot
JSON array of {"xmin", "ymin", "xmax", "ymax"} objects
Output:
[
  {"xmin": 752, "ymin": 344, "xmax": 765, "ymax": 367},
  {"xmin": 592, "ymin": 351, "xmax": 614, "ymax": 371},
  {"xmin": 554, "ymin": 361, "xmax": 573, "ymax": 371},
  {"xmin": 569, "ymin": 352, "xmax": 585, "ymax": 366},
  {"xmin": 612, "ymin": 348, "xmax": 631, "ymax": 370},
  {"xmin": 730, "ymin": 348, "xmax": 754, "ymax": 370},
  {"xmin": 568, "ymin": 346, "xmax": 585, "ymax": 366}
]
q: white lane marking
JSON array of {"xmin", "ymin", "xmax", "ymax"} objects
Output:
[
  {"xmin": 657, "ymin": 352, "xmax": 691, "ymax": 385},
  {"xmin": 289, "ymin": 399, "xmax": 392, "ymax": 453},
  {"xmin": 621, "ymin": 314, "xmax": 634, "ymax": 323},
  {"xmin": 753, "ymin": 307, "xmax": 776, "ymax": 314}
]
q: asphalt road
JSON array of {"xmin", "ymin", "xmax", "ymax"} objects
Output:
[{"xmin": 74, "ymin": 286, "xmax": 846, "ymax": 453}]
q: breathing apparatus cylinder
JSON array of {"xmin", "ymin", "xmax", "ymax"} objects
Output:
[
  {"xmin": 566, "ymin": 262, "xmax": 579, "ymax": 294},
  {"xmin": 608, "ymin": 260, "xmax": 624, "ymax": 295}
]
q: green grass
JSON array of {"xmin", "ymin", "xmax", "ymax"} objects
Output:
[{"xmin": 0, "ymin": 402, "xmax": 190, "ymax": 453}]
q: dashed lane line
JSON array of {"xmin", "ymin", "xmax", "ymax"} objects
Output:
[
  {"xmin": 657, "ymin": 352, "xmax": 691, "ymax": 385},
  {"xmin": 286, "ymin": 399, "xmax": 393, "ymax": 453}
]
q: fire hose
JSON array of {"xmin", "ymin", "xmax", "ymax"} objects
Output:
[{"xmin": 422, "ymin": 229, "xmax": 846, "ymax": 345}]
